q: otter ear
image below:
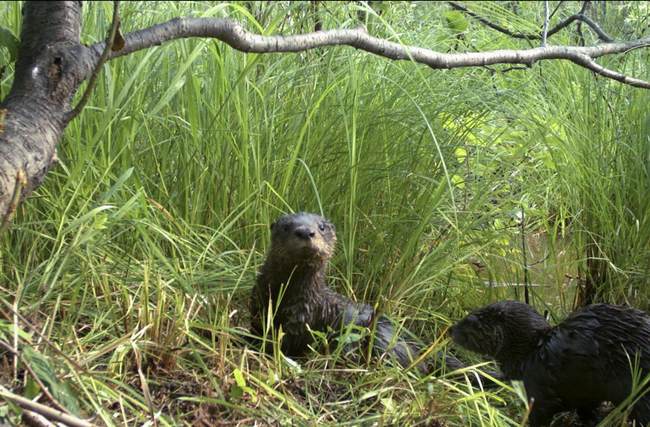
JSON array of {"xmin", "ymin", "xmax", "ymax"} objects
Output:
[{"xmin": 329, "ymin": 221, "xmax": 336, "ymax": 232}]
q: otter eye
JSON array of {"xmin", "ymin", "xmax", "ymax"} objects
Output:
[{"xmin": 318, "ymin": 223, "xmax": 326, "ymax": 231}]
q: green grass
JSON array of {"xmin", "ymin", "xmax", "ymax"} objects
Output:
[{"xmin": 0, "ymin": 1, "xmax": 649, "ymax": 425}]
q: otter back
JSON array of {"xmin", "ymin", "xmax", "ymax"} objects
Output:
[{"xmin": 451, "ymin": 301, "xmax": 650, "ymax": 426}]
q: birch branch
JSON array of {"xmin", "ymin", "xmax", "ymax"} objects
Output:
[{"xmin": 89, "ymin": 18, "xmax": 650, "ymax": 88}]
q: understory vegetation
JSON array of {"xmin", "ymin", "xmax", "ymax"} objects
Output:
[{"xmin": 0, "ymin": 1, "xmax": 649, "ymax": 425}]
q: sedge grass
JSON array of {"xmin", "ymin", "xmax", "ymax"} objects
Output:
[{"xmin": 0, "ymin": 1, "xmax": 648, "ymax": 425}]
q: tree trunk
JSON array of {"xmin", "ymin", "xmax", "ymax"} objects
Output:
[{"xmin": 0, "ymin": 2, "xmax": 95, "ymax": 222}]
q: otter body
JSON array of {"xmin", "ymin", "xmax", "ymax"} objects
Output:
[
  {"xmin": 451, "ymin": 300, "xmax": 650, "ymax": 426},
  {"xmin": 250, "ymin": 212, "xmax": 489, "ymax": 379},
  {"xmin": 250, "ymin": 213, "xmax": 424, "ymax": 367}
]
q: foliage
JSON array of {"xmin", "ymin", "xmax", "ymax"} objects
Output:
[{"xmin": 0, "ymin": 1, "xmax": 648, "ymax": 425}]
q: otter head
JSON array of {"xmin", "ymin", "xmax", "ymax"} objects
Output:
[
  {"xmin": 451, "ymin": 301, "xmax": 550, "ymax": 371},
  {"xmin": 269, "ymin": 212, "xmax": 337, "ymax": 266}
]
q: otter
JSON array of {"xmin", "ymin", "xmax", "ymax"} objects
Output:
[
  {"xmin": 450, "ymin": 300, "xmax": 650, "ymax": 426},
  {"xmin": 250, "ymin": 212, "xmax": 501, "ymax": 385}
]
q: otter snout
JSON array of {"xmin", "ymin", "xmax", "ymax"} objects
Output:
[
  {"xmin": 449, "ymin": 314, "xmax": 480, "ymax": 349},
  {"xmin": 294, "ymin": 226, "xmax": 316, "ymax": 240},
  {"xmin": 270, "ymin": 212, "xmax": 336, "ymax": 261},
  {"xmin": 449, "ymin": 323, "xmax": 464, "ymax": 346}
]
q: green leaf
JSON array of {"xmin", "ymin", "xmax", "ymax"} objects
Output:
[
  {"xmin": 62, "ymin": 205, "xmax": 115, "ymax": 235},
  {"xmin": 380, "ymin": 397, "xmax": 395, "ymax": 412},
  {"xmin": 339, "ymin": 332, "xmax": 363, "ymax": 345},
  {"xmin": 282, "ymin": 355, "xmax": 302, "ymax": 373},
  {"xmin": 443, "ymin": 11, "xmax": 468, "ymax": 34},
  {"xmin": 360, "ymin": 389, "xmax": 380, "ymax": 401},
  {"xmin": 454, "ymin": 147, "xmax": 467, "ymax": 163},
  {"xmin": 99, "ymin": 167, "xmax": 134, "ymax": 203},
  {"xmin": 230, "ymin": 369, "xmax": 257, "ymax": 402},
  {"xmin": 24, "ymin": 377, "xmax": 40, "ymax": 400},
  {"xmin": 0, "ymin": 26, "xmax": 19, "ymax": 62},
  {"xmin": 23, "ymin": 347, "xmax": 81, "ymax": 415},
  {"xmin": 451, "ymin": 174, "xmax": 465, "ymax": 189},
  {"xmin": 229, "ymin": 384, "xmax": 243, "ymax": 400},
  {"xmin": 233, "ymin": 368, "xmax": 246, "ymax": 388},
  {"xmin": 0, "ymin": 320, "xmax": 32, "ymax": 342}
]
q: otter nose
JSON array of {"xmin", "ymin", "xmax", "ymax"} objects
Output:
[{"xmin": 294, "ymin": 226, "xmax": 316, "ymax": 240}]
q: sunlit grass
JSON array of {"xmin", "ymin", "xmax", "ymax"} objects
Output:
[{"xmin": 0, "ymin": 1, "xmax": 648, "ymax": 425}]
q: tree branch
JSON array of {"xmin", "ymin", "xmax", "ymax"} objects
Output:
[
  {"xmin": 90, "ymin": 18, "xmax": 650, "ymax": 88},
  {"xmin": 570, "ymin": 53, "xmax": 650, "ymax": 88},
  {"xmin": 448, "ymin": 1, "xmax": 614, "ymax": 43},
  {"xmin": 576, "ymin": 12, "xmax": 614, "ymax": 42}
]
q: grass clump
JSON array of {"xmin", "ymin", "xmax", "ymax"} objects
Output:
[{"xmin": 0, "ymin": 1, "xmax": 648, "ymax": 425}]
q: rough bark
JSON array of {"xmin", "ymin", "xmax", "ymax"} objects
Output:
[{"xmin": 0, "ymin": 1, "xmax": 96, "ymax": 222}]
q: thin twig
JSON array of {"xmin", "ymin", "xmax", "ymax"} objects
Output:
[
  {"xmin": 519, "ymin": 207, "xmax": 530, "ymax": 305},
  {"xmin": 0, "ymin": 385, "xmax": 94, "ymax": 427},
  {"xmin": 65, "ymin": 1, "xmax": 121, "ymax": 122},
  {"xmin": 0, "ymin": 299, "xmax": 86, "ymax": 373},
  {"xmin": 22, "ymin": 410, "xmax": 57, "ymax": 427},
  {"xmin": 132, "ymin": 343, "xmax": 158, "ymax": 427},
  {"xmin": 502, "ymin": 65, "xmax": 529, "ymax": 72},
  {"xmin": 576, "ymin": 20, "xmax": 585, "ymax": 46},
  {"xmin": 448, "ymin": 1, "xmax": 614, "ymax": 42},
  {"xmin": 548, "ymin": 1, "xmax": 565, "ymax": 21},
  {"xmin": 21, "ymin": 355, "xmax": 71, "ymax": 415},
  {"xmin": 448, "ymin": 1, "xmax": 539, "ymax": 40},
  {"xmin": 542, "ymin": 1, "xmax": 550, "ymax": 47},
  {"xmin": 0, "ymin": 341, "xmax": 71, "ymax": 415},
  {"xmin": 576, "ymin": 2, "xmax": 590, "ymax": 46},
  {"xmin": 1, "ymin": 169, "xmax": 26, "ymax": 233}
]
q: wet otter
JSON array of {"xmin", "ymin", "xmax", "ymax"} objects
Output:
[
  {"xmin": 250, "ymin": 212, "xmax": 500, "ymax": 384},
  {"xmin": 450, "ymin": 300, "xmax": 650, "ymax": 426}
]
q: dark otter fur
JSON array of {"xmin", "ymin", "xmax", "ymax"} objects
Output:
[
  {"xmin": 250, "ymin": 212, "xmax": 500, "ymax": 385},
  {"xmin": 451, "ymin": 300, "xmax": 650, "ymax": 426}
]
